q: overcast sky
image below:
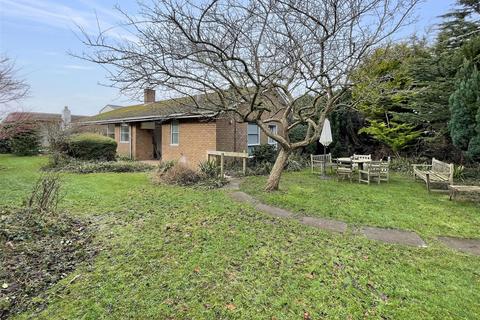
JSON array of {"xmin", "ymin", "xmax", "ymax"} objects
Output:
[{"xmin": 0, "ymin": 0, "xmax": 457, "ymax": 116}]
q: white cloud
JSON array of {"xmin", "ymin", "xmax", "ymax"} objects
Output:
[{"xmin": 0, "ymin": 0, "xmax": 137, "ymax": 41}]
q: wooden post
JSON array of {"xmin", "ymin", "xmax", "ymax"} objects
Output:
[
  {"xmin": 242, "ymin": 157, "xmax": 246, "ymax": 176},
  {"xmin": 426, "ymin": 173, "xmax": 431, "ymax": 193},
  {"xmin": 220, "ymin": 152, "xmax": 225, "ymax": 178}
]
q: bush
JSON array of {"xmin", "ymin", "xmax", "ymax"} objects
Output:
[
  {"xmin": 157, "ymin": 160, "xmax": 177, "ymax": 175},
  {"xmin": 250, "ymin": 144, "xmax": 277, "ymax": 165},
  {"xmin": 25, "ymin": 173, "xmax": 62, "ymax": 213},
  {"xmin": 67, "ymin": 133, "xmax": 117, "ymax": 161},
  {"xmin": 285, "ymin": 153, "xmax": 308, "ymax": 171},
  {"xmin": 46, "ymin": 160, "xmax": 154, "ymax": 174},
  {"xmin": 156, "ymin": 163, "xmax": 201, "ymax": 186},
  {"xmin": 198, "ymin": 160, "xmax": 220, "ymax": 178},
  {"xmin": 10, "ymin": 131, "xmax": 41, "ymax": 156},
  {"xmin": 0, "ymin": 138, "xmax": 11, "ymax": 153}
]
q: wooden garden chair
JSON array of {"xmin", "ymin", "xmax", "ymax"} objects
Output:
[
  {"xmin": 336, "ymin": 161, "xmax": 353, "ymax": 182},
  {"xmin": 359, "ymin": 161, "xmax": 383, "ymax": 185}
]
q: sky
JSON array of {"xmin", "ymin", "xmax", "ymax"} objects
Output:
[{"xmin": 0, "ymin": 0, "xmax": 458, "ymax": 116}]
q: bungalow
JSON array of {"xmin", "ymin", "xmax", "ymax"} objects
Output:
[
  {"xmin": 2, "ymin": 107, "xmax": 85, "ymax": 147},
  {"xmin": 81, "ymin": 89, "xmax": 280, "ymax": 168}
]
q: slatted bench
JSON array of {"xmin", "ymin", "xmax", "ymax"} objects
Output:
[
  {"xmin": 448, "ymin": 185, "xmax": 480, "ymax": 201},
  {"xmin": 412, "ymin": 158, "xmax": 454, "ymax": 192}
]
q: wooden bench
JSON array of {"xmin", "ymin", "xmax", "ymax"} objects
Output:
[
  {"xmin": 448, "ymin": 185, "xmax": 480, "ymax": 201},
  {"xmin": 412, "ymin": 158, "xmax": 454, "ymax": 192}
]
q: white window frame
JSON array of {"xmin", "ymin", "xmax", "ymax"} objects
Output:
[
  {"xmin": 120, "ymin": 124, "xmax": 130, "ymax": 143},
  {"xmin": 170, "ymin": 120, "xmax": 179, "ymax": 146},
  {"xmin": 267, "ymin": 124, "xmax": 278, "ymax": 148},
  {"xmin": 247, "ymin": 123, "xmax": 260, "ymax": 154}
]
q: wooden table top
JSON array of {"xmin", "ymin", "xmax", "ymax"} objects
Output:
[
  {"xmin": 335, "ymin": 157, "xmax": 372, "ymax": 163},
  {"xmin": 449, "ymin": 185, "xmax": 480, "ymax": 192}
]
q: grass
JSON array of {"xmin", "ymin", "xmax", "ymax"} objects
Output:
[
  {"xmin": 1, "ymin": 154, "xmax": 479, "ymax": 319},
  {"xmin": 241, "ymin": 170, "xmax": 480, "ymax": 239}
]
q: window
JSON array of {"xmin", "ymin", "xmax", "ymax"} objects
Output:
[
  {"xmin": 268, "ymin": 124, "xmax": 278, "ymax": 148},
  {"xmin": 120, "ymin": 124, "xmax": 130, "ymax": 143},
  {"xmin": 247, "ymin": 123, "xmax": 260, "ymax": 154},
  {"xmin": 106, "ymin": 124, "xmax": 115, "ymax": 139},
  {"xmin": 171, "ymin": 120, "xmax": 179, "ymax": 145}
]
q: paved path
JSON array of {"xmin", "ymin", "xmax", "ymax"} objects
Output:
[{"xmin": 225, "ymin": 180, "xmax": 480, "ymax": 255}]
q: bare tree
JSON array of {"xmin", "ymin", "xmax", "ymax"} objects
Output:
[
  {"xmin": 78, "ymin": 0, "xmax": 419, "ymax": 190},
  {"xmin": 0, "ymin": 56, "xmax": 30, "ymax": 115}
]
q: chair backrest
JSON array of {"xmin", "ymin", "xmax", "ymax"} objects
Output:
[
  {"xmin": 337, "ymin": 161, "xmax": 352, "ymax": 169},
  {"xmin": 431, "ymin": 158, "xmax": 454, "ymax": 183},
  {"xmin": 311, "ymin": 153, "xmax": 332, "ymax": 163},
  {"xmin": 353, "ymin": 154, "xmax": 372, "ymax": 161},
  {"xmin": 365, "ymin": 161, "xmax": 382, "ymax": 173}
]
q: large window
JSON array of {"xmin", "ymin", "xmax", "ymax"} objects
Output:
[
  {"xmin": 247, "ymin": 123, "xmax": 260, "ymax": 154},
  {"xmin": 106, "ymin": 124, "xmax": 115, "ymax": 139},
  {"xmin": 171, "ymin": 120, "xmax": 179, "ymax": 145},
  {"xmin": 268, "ymin": 124, "xmax": 278, "ymax": 148},
  {"xmin": 120, "ymin": 124, "xmax": 130, "ymax": 143}
]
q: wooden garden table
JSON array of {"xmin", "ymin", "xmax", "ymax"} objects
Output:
[
  {"xmin": 335, "ymin": 157, "xmax": 371, "ymax": 170},
  {"xmin": 448, "ymin": 185, "xmax": 480, "ymax": 201}
]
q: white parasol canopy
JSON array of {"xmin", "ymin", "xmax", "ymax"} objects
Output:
[{"xmin": 319, "ymin": 118, "xmax": 333, "ymax": 147}]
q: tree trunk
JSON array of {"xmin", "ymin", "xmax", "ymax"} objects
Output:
[{"xmin": 265, "ymin": 148, "xmax": 291, "ymax": 191}]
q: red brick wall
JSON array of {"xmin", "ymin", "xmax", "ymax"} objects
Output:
[
  {"xmin": 115, "ymin": 124, "xmax": 131, "ymax": 158},
  {"xmin": 161, "ymin": 119, "xmax": 217, "ymax": 168},
  {"xmin": 215, "ymin": 117, "xmax": 279, "ymax": 153}
]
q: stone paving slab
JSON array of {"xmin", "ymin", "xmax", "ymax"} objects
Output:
[
  {"xmin": 361, "ymin": 226, "xmax": 427, "ymax": 247},
  {"xmin": 299, "ymin": 216, "xmax": 348, "ymax": 233},
  {"xmin": 229, "ymin": 191, "xmax": 258, "ymax": 205},
  {"xmin": 254, "ymin": 203, "xmax": 295, "ymax": 218},
  {"xmin": 223, "ymin": 178, "xmax": 242, "ymax": 190},
  {"xmin": 438, "ymin": 237, "xmax": 480, "ymax": 256}
]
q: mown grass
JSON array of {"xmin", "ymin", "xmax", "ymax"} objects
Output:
[
  {"xmin": 1, "ymin": 154, "xmax": 479, "ymax": 319},
  {"xmin": 241, "ymin": 170, "xmax": 480, "ymax": 239}
]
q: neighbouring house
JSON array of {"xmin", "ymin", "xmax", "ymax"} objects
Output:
[
  {"xmin": 1, "ymin": 107, "xmax": 86, "ymax": 147},
  {"xmin": 99, "ymin": 104, "xmax": 124, "ymax": 114},
  {"xmin": 81, "ymin": 89, "xmax": 281, "ymax": 167}
]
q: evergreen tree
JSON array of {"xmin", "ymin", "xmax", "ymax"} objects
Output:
[
  {"xmin": 449, "ymin": 62, "xmax": 480, "ymax": 151},
  {"xmin": 467, "ymin": 103, "xmax": 480, "ymax": 160}
]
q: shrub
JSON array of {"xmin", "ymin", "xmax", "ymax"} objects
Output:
[
  {"xmin": 285, "ymin": 153, "xmax": 308, "ymax": 171},
  {"xmin": 250, "ymin": 144, "xmax": 277, "ymax": 165},
  {"xmin": 46, "ymin": 160, "xmax": 154, "ymax": 174},
  {"xmin": 10, "ymin": 130, "xmax": 41, "ymax": 156},
  {"xmin": 157, "ymin": 160, "xmax": 177, "ymax": 175},
  {"xmin": 157, "ymin": 163, "xmax": 201, "ymax": 186},
  {"xmin": 0, "ymin": 138, "xmax": 11, "ymax": 153},
  {"xmin": 198, "ymin": 160, "xmax": 220, "ymax": 178},
  {"xmin": 246, "ymin": 161, "xmax": 273, "ymax": 176},
  {"xmin": 67, "ymin": 133, "xmax": 117, "ymax": 161},
  {"xmin": 25, "ymin": 173, "xmax": 62, "ymax": 214}
]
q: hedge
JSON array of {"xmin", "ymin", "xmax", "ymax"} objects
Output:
[
  {"xmin": 10, "ymin": 131, "xmax": 41, "ymax": 156},
  {"xmin": 67, "ymin": 133, "xmax": 117, "ymax": 161}
]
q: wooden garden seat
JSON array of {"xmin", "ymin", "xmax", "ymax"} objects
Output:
[
  {"xmin": 359, "ymin": 161, "xmax": 382, "ymax": 184},
  {"xmin": 412, "ymin": 158, "xmax": 453, "ymax": 192},
  {"xmin": 336, "ymin": 161, "xmax": 353, "ymax": 182}
]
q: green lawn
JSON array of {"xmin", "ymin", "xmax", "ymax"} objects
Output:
[
  {"xmin": 1, "ymin": 154, "xmax": 480, "ymax": 319},
  {"xmin": 242, "ymin": 170, "xmax": 480, "ymax": 239}
]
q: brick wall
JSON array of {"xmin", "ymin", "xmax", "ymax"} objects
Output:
[
  {"xmin": 161, "ymin": 119, "xmax": 217, "ymax": 168},
  {"xmin": 115, "ymin": 124, "xmax": 131, "ymax": 157}
]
